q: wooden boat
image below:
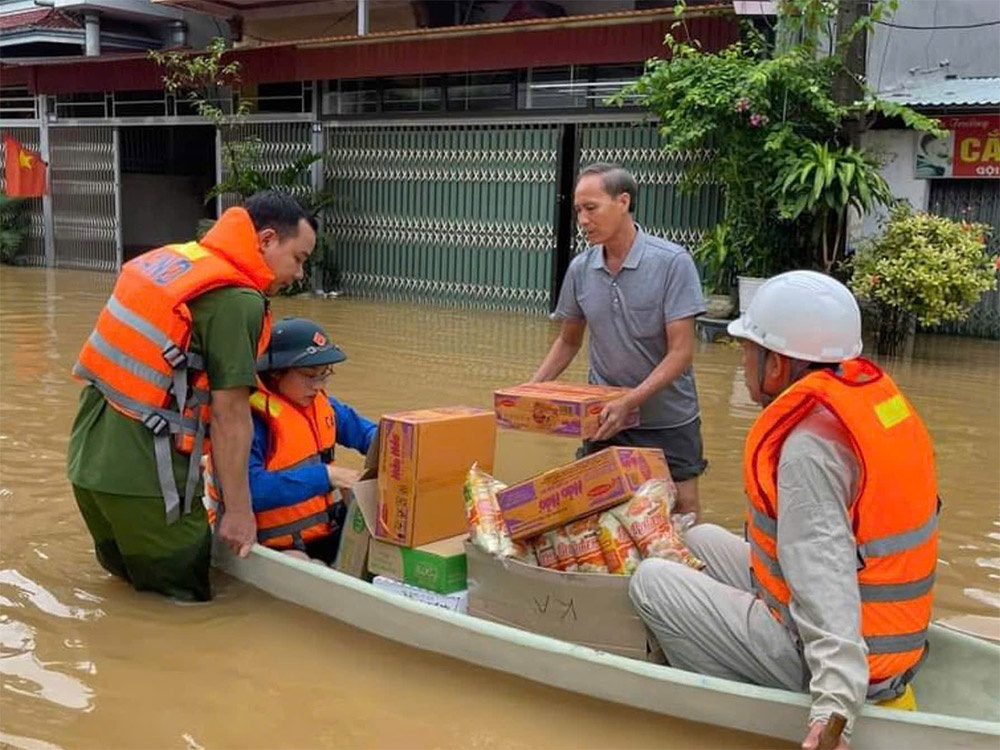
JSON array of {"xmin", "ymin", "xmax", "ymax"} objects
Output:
[{"xmin": 215, "ymin": 543, "xmax": 1000, "ymax": 749}]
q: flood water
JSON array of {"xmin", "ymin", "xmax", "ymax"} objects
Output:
[{"xmin": 1, "ymin": 266, "xmax": 997, "ymax": 749}]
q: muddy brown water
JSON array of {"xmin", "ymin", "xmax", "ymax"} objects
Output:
[{"xmin": 1, "ymin": 267, "xmax": 997, "ymax": 749}]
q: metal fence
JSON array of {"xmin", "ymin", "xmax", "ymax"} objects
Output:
[
  {"xmin": 0, "ymin": 125, "xmax": 46, "ymax": 266},
  {"xmin": 576, "ymin": 122, "xmax": 722, "ymax": 255},
  {"xmin": 217, "ymin": 121, "xmax": 314, "ymax": 212}
]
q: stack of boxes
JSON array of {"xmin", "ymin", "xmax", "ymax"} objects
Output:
[
  {"xmin": 472, "ymin": 381, "xmax": 670, "ymax": 662},
  {"xmin": 331, "ymin": 383, "xmax": 669, "ymax": 661},
  {"xmin": 335, "ymin": 407, "xmax": 496, "ymax": 613}
]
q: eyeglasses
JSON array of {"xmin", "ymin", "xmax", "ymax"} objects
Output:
[{"xmin": 296, "ymin": 366, "xmax": 335, "ymax": 384}]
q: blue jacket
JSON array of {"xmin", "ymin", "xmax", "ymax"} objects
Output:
[{"xmin": 248, "ymin": 396, "xmax": 376, "ymax": 512}]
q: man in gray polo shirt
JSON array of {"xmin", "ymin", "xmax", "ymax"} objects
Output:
[{"xmin": 530, "ymin": 163, "xmax": 707, "ymax": 516}]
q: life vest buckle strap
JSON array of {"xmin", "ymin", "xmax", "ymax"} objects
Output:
[
  {"xmin": 162, "ymin": 343, "xmax": 187, "ymax": 370},
  {"xmin": 142, "ymin": 412, "xmax": 171, "ymax": 437}
]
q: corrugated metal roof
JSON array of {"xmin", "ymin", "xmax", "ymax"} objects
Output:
[{"xmin": 881, "ymin": 77, "xmax": 1000, "ymax": 108}]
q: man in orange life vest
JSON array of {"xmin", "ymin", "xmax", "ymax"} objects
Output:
[
  {"xmin": 68, "ymin": 191, "xmax": 317, "ymax": 601},
  {"xmin": 629, "ymin": 271, "xmax": 938, "ymax": 748}
]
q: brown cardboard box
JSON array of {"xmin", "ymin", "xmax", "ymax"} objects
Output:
[
  {"xmin": 465, "ymin": 544, "xmax": 663, "ymax": 662},
  {"xmin": 494, "ymin": 381, "xmax": 640, "ymax": 439},
  {"xmin": 332, "ymin": 478, "xmax": 379, "ymax": 579},
  {"xmin": 377, "ymin": 406, "xmax": 495, "ymax": 547},
  {"xmin": 496, "ymin": 447, "xmax": 669, "ymax": 540}
]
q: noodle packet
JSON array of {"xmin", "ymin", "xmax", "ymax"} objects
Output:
[
  {"xmin": 611, "ymin": 480, "xmax": 704, "ymax": 570},
  {"xmin": 596, "ymin": 510, "xmax": 642, "ymax": 575},
  {"xmin": 565, "ymin": 515, "xmax": 609, "ymax": 573}
]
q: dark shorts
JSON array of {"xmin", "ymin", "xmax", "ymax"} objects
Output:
[
  {"xmin": 72, "ymin": 484, "xmax": 212, "ymax": 601},
  {"xmin": 579, "ymin": 417, "xmax": 708, "ymax": 483}
]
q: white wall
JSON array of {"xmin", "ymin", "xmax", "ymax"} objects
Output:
[{"xmin": 850, "ymin": 129, "xmax": 930, "ymax": 244}]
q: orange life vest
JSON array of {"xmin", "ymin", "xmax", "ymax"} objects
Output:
[
  {"xmin": 72, "ymin": 208, "xmax": 274, "ymax": 523},
  {"xmin": 207, "ymin": 386, "xmax": 339, "ymax": 550},
  {"xmin": 744, "ymin": 357, "xmax": 938, "ymax": 698}
]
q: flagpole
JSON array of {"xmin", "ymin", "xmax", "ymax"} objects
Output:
[{"xmin": 38, "ymin": 94, "xmax": 55, "ymax": 267}]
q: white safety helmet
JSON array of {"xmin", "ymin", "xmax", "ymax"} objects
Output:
[{"xmin": 726, "ymin": 270, "xmax": 863, "ymax": 363}]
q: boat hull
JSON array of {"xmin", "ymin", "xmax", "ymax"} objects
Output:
[{"xmin": 216, "ymin": 543, "xmax": 1000, "ymax": 749}]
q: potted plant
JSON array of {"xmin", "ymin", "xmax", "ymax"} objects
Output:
[
  {"xmin": 693, "ymin": 222, "xmax": 742, "ymax": 318},
  {"xmin": 848, "ymin": 204, "xmax": 998, "ymax": 357}
]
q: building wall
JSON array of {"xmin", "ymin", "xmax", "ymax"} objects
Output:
[
  {"xmin": 851, "ymin": 128, "xmax": 930, "ymax": 243},
  {"xmin": 869, "ymin": 0, "xmax": 1000, "ymax": 93},
  {"xmin": 120, "ymin": 173, "xmax": 206, "ymax": 258}
]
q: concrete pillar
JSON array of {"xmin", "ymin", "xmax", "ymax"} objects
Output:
[
  {"xmin": 168, "ymin": 20, "xmax": 188, "ymax": 48},
  {"xmin": 37, "ymin": 94, "xmax": 55, "ymax": 267},
  {"xmin": 84, "ymin": 12, "xmax": 100, "ymax": 56},
  {"xmin": 357, "ymin": 0, "xmax": 369, "ymax": 35}
]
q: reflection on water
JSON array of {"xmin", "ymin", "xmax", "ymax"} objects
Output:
[{"xmin": 0, "ymin": 266, "xmax": 997, "ymax": 748}]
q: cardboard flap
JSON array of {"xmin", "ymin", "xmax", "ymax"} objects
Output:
[{"xmin": 349, "ymin": 478, "xmax": 379, "ymax": 535}]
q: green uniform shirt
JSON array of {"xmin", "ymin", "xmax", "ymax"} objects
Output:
[{"xmin": 67, "ymin": 287, "xmax": 266, "ymax": 497}]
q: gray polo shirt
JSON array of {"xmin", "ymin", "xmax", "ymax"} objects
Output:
[{"xmin": 554, "ymin": 229, "xmax": 706, "ymax": 429}]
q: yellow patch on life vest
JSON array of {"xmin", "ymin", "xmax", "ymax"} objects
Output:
[
  {"xmin": 249, "ymin": 391, "xmax": 281, "ymax": 417},
  {"xmin": 874, "ymin": 395, "xmax": 910, "ymax": 429},
  {"xmin": 171, "ymin": 241, "xmax": 210, "ymax": 261},
  {"xmin": 876, "ymin": 684, "xmax": 917, "ymax": 711}
]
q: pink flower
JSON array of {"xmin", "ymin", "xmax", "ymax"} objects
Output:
[
  {"xmin": 735, "ymin": 97, "xmax": 750, "ymax": 112},
  {"xmin": 749, "ymin": 113, "xmax": 769, "ymax": 127}
]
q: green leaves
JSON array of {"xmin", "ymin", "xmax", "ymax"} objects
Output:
[{"xmin": 849, "ymin": 204, "xmax": 998, "ymax": 327}]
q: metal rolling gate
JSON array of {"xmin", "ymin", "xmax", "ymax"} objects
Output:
[
  {"xmin": 49, "ymin": 124, "xmax": 120, "ymax": 271},
  {"xmin": 575, "ymin": 121, "xmax": 723, "ymax": 255},
  {"xmin": 324, "ymin": 123, "xmax": 559, "ymax": 312},
  {"xmin": 0, "ymin": 125, "xmax": 46, "ymax": 266},
  {"xmin": 323, "ymin": 120, "xmax": 722, "ymax": 313}
]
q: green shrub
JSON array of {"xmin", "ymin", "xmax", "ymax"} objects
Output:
[{"xmin": 849, "ymin": 204, "xmax": 998, "ymax": 354}]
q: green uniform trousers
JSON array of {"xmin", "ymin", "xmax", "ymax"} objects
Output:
[{"xmin": 72, "ymin": 484, "xmax": 212, "ymax": 601}]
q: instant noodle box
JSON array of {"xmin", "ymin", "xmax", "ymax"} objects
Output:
[
  {"xmin": 377, "ymin": 406, "xmax": 496, "ymax": 547},
  {"xmin": 496, "ymin": 447, "xmax": 669, "ymax": 540},
  {"xmin": 493, "ymin": 381, "xmax": 639, "ymax": 438}
]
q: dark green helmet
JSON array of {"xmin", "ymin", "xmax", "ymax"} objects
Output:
[{"xmin": 256, "ymin": 317, "xmax": 347, "ymax": 372}]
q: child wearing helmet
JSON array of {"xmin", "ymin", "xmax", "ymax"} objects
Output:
[{"xmin": 207, "ymin": 317, "xmax": 376, "ymax": 564}]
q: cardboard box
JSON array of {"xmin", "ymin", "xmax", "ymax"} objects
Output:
[
  {"xmin": 377, "ymin": 406, "xmax": 495, "ymax": 547},
  {"xmin": 332, "ymin": 478, "xmax": 379, "ymax": 579},
  {"xmin": 496, "ymin": 447, "xmax": 669, "ymax": 540},
  {"xmin": 494, "ymin": 381, "xmax": 640, "ymax": 439},
  {"xmin": 372, "ymin": 575, "xmax": 469, "ymax": 613},
  {"xmin": 367, "ymin": 533, "xmax": 468, "ymax": 594},
  {"xmin": 465, "ymin": 544, "xmax": 662, "ymax": 662}
]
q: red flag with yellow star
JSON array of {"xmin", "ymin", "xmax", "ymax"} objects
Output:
[{"xmin": 3, "ymin": 134, "xmax": 47, "ymax": 197}]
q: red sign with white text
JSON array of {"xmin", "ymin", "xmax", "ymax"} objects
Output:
[{"xmin": 916, "ymin": 114, "xmax": 1000, "ymax": 179}]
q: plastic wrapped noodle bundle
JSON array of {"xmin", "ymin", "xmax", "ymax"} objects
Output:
[
  {"xmin": 550, "ymin": 527, "xmax": 580, "ymax": 572},
  {"xmin": 611, "ymin": 480, "xmax": 704, "ymax": 570},
  {"xmin": 509, "ymin": 538, "xmax": 538, "ymax": 565},
  {"xmin": 564, "ymin": 515, "xmax": 609, "ymax": 573},
  {"xmin": 463, "ymin": 463, "xmax": 517, "ymax": 556},
  {"xmin": 532, "ymin": 532, "xmax": 559, "ymax": 570},
  {"xmin": 595, "ymin": 510, "xmax": 643, "ymax": 575}
]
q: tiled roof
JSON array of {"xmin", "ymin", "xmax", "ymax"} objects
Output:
[
  {"xmin": 881, "ymin": 77, "xmax": 1000, "ymax": 108},
  {"xmin": 0, "ymin": 8, "xmax": 82, "ymax": 32}
]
